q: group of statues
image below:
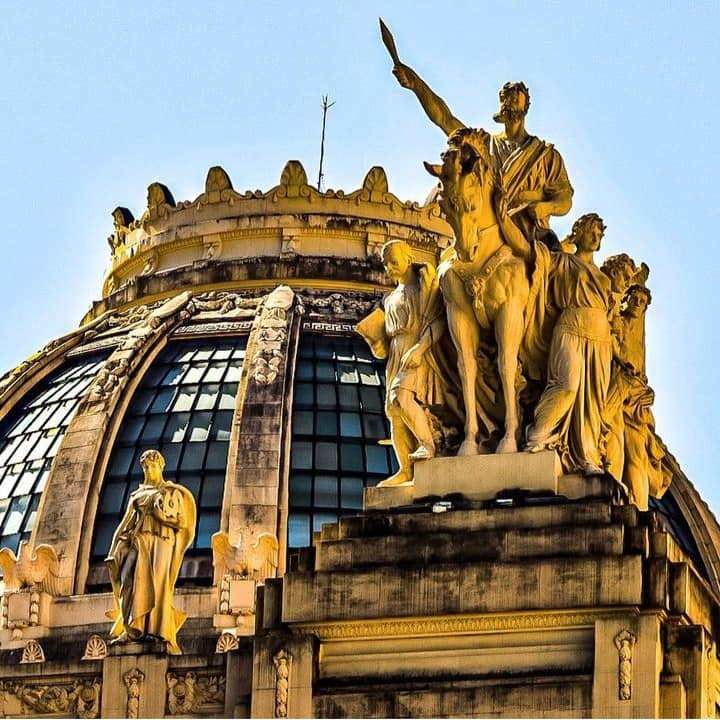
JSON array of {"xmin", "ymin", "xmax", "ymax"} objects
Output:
[
  {"xmin": 359, "ymin": 25, "xmax": 671, "ymax": 511},
  {"xmin": 102, "ymin": 25, "xmax": 671, "ymax": 656}
]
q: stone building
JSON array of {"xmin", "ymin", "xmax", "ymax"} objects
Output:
[{"xmin": 0, "ymin": 160, "xmax": 719, "ymax": 718}]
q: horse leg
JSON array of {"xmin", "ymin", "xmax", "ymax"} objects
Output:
[
  {"xmin": 494, "ymin": 299, "xmax": 524, "ymax": 453},
  {"xmin": 441, "ymin": 271, "xmax": 481, "ymax": 456}
]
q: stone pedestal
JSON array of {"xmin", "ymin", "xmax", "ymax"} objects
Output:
[
  {"xmin": 101, "ymin": 640, "xmax": 169, "ymax": 719},
  {"xmin": 365, "ymin": 451, "xmax": 619, "ymax": 511},
  {"xmin": 273, "ymin": 484, "xmax": 717, "ymax": 718}
]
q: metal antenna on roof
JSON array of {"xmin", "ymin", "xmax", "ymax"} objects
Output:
[{"xmin": 317, "ymin": 95, "xmax": 335, "ymax": 192}]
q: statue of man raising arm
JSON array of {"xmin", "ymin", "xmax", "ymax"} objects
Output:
[{"xmin": 384, "ymin": 22, "xmax": 573, "ymax": 248}]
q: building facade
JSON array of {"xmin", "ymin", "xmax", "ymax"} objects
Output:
[{"xmin": 0, "ymin": 160, "xmax": 719, "ymax": 718}]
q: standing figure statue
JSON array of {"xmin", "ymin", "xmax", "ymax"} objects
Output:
[
  {"xmin": 525, "ymin": 214, "xmax": 613, "ymax": 474},
  {"xmin": 106, "ymin": 449, "xmax": 196, "ymax": 654},
  {"xmin": 356, "ymin": 240, "xmax": 461, "ymax": 485},
  {"xmin": 383, "ymin": 20, "xmax": 573, "ymax": 248},
  {"xmin": 603, "ymin": 282, "xmax": 671, "ymax": 508}
]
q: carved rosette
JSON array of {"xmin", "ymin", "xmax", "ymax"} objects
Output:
[
  {"xmin": 123, "ymin": 668, "xmax": 144, "ymax": 719},
  {"xmin": 273, "ymin": 649, "xmax": 292, "ymax": 718},
  {"xmin": 614, "ymin": 629, "xmax": 636, "ymax": 700}
]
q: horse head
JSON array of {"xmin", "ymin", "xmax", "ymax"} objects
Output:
[{"xmin": 425, "ymin": 129, "xmax": 498, "ymax": 263}]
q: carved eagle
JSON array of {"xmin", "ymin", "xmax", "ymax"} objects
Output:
[
  {"xmin": 0, "ymin": 542, "xmax": 61, "ymax": 595},
  {"xmin": 211, "ymin": 532, "xmax": 279, "ymax": 584}
]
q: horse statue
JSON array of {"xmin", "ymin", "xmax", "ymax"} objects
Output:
[{"xmin": 425, "ymin": 129, "xmax": 532, "ymax": 455}]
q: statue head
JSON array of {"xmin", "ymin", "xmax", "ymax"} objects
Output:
[
  {"xmin": 570, "ymin": 213, "xmax": 606, "ymax": 253},
  {"xmin": 624, "ymin": 284, "xmax": 652, "ymax": 318},
  {"xmin": 602, "ymin": 253, "xmax": 637, "ymax": 294},
  {"xmin": 140, "ymin": 449, "xmax": 165, "ymax": 485},
  {"xmin": 493, "ymin": 82, "xmax": 531, "ymax": 124},
  {"xmin": 381, "ymin": 240, "xmax": 414, "ymax": 282}
]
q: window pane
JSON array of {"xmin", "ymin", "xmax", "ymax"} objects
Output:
[
  {"xmin": 341, "ymin": 477, "xmax": 364, "ymax": 509},
  {"xmin": 196, "ymin": 511, "xmax": 220, "ymax": 549},
  {"xmin": 291, "ymin": 442, "xmax": 312, "ymax": 470},
  {"xmin": 288, "ymin": 514, "xmax": 310, "ymax": 548},
  {"xmin": 340, "ymin": 413, "xmax": 362, "ymax": 437},
  {"xmin": 289, "ymin": 474, "xmax": 312, "ymax": 507},
  {"xmin": 200, "ymin": 474, "xmax": 224, "ymax": 507},
  {"xmin": 315, "ymin": 443, "xmax": 338, "ymax": 471},
  {"xmin": 314, "ymin": 476, "xmax": 338, "ymax": 508},
  {"xmin": 365, "ymin": 445, "xmax": 389, "ymax": 475},
  {"xmin": 292, "ymin": 411, "xmax": 313, "ymax": 435},
  {"xmin": 315, "ymin": 411, "xmax": 337, "ymax": 436}
]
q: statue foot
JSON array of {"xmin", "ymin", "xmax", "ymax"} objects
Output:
[
  {"xmin": 408, "ymin": 442, "xmax": 435, "ymax": 462},
  {"xmin": 496, "ymin": 436, "xmax": 518, "ymax": 454},
  {"xmin": 458, "ymin": 439, "xmax": 479, "ymax": 456},
  {"xmin": 377, "ymin": 472, "xmax": 413, "ymax": 487},
  {"xmin": 524, "ymin": 442, "xmax": 546, "ymax": 453},
  {"xmin": 581, "ymin": 462, "xmax": 605, "ymax": 476}
]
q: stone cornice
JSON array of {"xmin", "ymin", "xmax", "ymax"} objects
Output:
[{"xmin": 290, "ymin": 608, "xmax": 645, "ymax": 641}]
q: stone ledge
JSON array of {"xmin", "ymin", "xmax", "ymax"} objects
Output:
[{"xmin": 365, "ymin": 452, "xmax": 618, "ymax": 511}]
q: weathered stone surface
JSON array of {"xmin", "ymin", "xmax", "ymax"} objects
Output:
[
  {"xmin": 316, "ymin": 523, "xmax": 625, "ymax": 571},
  {"xmin": 283, "ymin": 556, "xmax": 642, "ymax": 623},
  {"xmin": 339, "ymin": 501, "xmax": 614, "ymax": 539}
]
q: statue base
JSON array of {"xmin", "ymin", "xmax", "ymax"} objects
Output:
[
  {"xmin": 365, "ymin": 451, "xmax": 618, "ymax": 511},
  {"xmin": 107, "ymin": 636, "xmax": 169, "ymax": 656}
]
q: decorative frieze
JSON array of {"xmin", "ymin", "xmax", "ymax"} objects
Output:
[
  {"xmin": 0, "ymin": 678, "xmax": 101, "ymax": 718},
  {"xmin": 166, "ymin": 671, "xmax": 225, "ymax": 716}
]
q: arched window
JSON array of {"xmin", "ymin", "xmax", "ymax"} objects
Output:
[
  {"xmin": 0, "ymin": 355, "xmax": 107, "ymax": 553},
  {"xmin": 88, "ymin": 338, "xmax": 247, "ymax": 588},
  {"xmin": 288, "ymin": 335, "xmax": 397, "ymax": 547}
]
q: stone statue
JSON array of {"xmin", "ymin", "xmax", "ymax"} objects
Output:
[
  {"xmin": 356, "ymin": 240, "xmax": 460, "ymax": 485},
  {"xmin": 425, "ymin": 132, "xmax": 531, "ymax": 455},
  {"xmin": 525, "ymin": 214, "xmax": 612, "ymax": 475},
  {"xmin": 382, "ymin": 20, "xmax": 573, "ymax": 249},
  {"xmin": 603, "ymin": 281, "xmax": 671, "ymax": 508},
  {"xmin": 105, "ymin": 449, "xmax": 196, "ymax": 654}
]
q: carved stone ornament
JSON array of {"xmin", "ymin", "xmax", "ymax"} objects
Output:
[
  {"xmin": 212, "ymin": 531, "xmax": 279, "ymax": 585},
  {"xmin": 1, "ymin": 679, "xmax": 101, "ymax": 719},
  {"xmin": 275, "ymin": 160, "xmax": 311, "ymax": 200},
  {"xmin": 250, "ymin": 286, "xmax": 295, "ymax": 385},
  {"xmin": 614, "ymin": 629, "xmax": 637, "ymax": 700},
  {"xmin": 273, "ymin": 649, "xmax": 292, "ymax": 718},
  {"xmin": 216, "ymin": 631, "xmax": 240, "ymax": 654},
  {"xmin": 166, "ymin": 672, "xmax": 225, "ymax": 715},
  {"xmin": 301, "ymin": 290, "xmax": 376, "ymax": 320},
  {"xmin": 86, "ymin": 292, "xmax": 193, "ymax": 409},
  {"xmin": 82, "ymin": 634, "xmax": 108, "ymax": 660},
  {"xmin": 123, "ymin": 668, "xmax": 144, "ymax": 719},
  {"xmin": 20, "ymin": 639, "xmax": 45, "ymax": 664}
]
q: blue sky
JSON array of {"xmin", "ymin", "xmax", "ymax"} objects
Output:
[{"xmin": 1, "ymin": 2, "xmax": 719, "ymax": 510}]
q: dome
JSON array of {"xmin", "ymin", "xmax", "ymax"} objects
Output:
[{"xmin": 1, "ymin": 159, "xmax": 719, "ymax": 718}]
